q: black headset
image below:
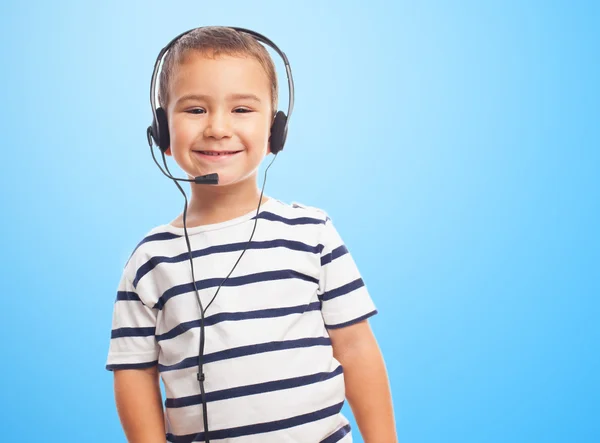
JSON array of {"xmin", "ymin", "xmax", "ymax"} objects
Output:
[
  {"xmin": 144, "ymin": 27, "xmax": 295, "ymax": 443},
  {"xmin": 147, "ymin": 26, "xmax": 294, "ymax": 156}
]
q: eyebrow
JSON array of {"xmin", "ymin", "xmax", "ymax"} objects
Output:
[{"xmin": 176, "ymin": 93, "xmax": 262, "ymax": 105}]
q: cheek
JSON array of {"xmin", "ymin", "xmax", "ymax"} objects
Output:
[
  {"xmin": 170, "ymin": 118, "xmax": 196, "ymax": 144},
  {"xmin": 243, "ymin": 119, "xmax": 271, "ymax": 146}
]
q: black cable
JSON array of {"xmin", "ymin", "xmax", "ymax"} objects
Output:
[
  {"xmin": 147, "ymin": 26, "xmax": 294, "ymax": 443},
  {"xmin": 165, "ymin": 151, "xmax": 278, "ymax": 442}
]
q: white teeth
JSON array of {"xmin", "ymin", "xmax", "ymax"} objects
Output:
[{"xmin": 198, "ymin": 151, "xmax": 238, "ymax": 156}]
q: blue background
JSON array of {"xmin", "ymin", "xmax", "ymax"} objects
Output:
[{"xmin": 0, "ymin": 0, "xmax": 598, "ymax": 441}]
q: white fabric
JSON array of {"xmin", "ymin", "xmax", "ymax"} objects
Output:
[{"xmin": 106, "ymin": 198, "xmax": 376, "ymax": 442}]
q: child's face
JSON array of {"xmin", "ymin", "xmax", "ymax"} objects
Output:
[{"xmin": 164, "ymin": 51, "xmax": 273, "ymax": 187}]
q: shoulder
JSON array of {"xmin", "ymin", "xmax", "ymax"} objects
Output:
[
  {"xmin": 121, "ymin": 223, "xmax": 180, "ymax": 279},
  {"xmin": 266, "ymin": 198, "xmax": 331, "ymax": 225},
  {"xmin": 291, "ymin": 201, "xmax": 331, "ymax": 221}
]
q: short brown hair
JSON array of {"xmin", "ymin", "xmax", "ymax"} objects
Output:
[{"xmin": 158, "ymin": 26, "xmax": 278, "ymax": 115}]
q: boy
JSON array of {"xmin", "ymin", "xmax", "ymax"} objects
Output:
[{"xmin": 106, "ymin": 26, "xmax": 396, "ymax": 442}]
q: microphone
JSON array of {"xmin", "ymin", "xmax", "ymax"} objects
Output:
[
  {"xmin": 157, "ymin": 165, "xmax": 219, "ymax": 185},
  {"xmin": 165, "ymin": 171, "xmax": 219, "ymax": 185},
  {"xmin": 147, "ymin": 128, "xmax": 219, "ymax": 185},
  {"xmin": 193, "ymin": 173, "xmax": 219, "ymax": 185}
]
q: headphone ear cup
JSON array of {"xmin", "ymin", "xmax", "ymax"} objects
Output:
[
  {"xmin": 269, "ymin": 111, "xmax": 287, "ymax": 154},
  {"xmin": 149, "ymin": 113, "xmax": 160, "ymax": 147},
  {"xmin": 155, "ymin": 107, "xmax": 171, "ymax": 153}
]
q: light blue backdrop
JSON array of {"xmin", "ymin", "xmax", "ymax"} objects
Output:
[{"xmin": 0, "ymin": 0, "xmax": 598, "ymax": 442}]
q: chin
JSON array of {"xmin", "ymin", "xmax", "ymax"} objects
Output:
[{"xmin": 206, "ymin": 172, "xmax": 253, "ymax": 188}]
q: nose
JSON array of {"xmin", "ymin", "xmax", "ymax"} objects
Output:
[{"xmin": 203, "ymin": 110, "xmax": 233, "ymax": 139}]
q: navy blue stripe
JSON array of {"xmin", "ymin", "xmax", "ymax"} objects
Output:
[
  {"xmin": 116, "ymin": 291, "xmax": 140, "ymax": 302},
  {"xmin": 320, "ymin": 278, "xmax": 365, "ymax": 302},
  {"xmin": 167, "ymin": 401, "xmax": 344, "ymax": 442},
  {"xmin": 157, "ymin": 301, "xmax": 322, "ymax": 342},
  {"xmin": 320, "ymin": 424, "xmax": 352, "ymax": 443},
  {"xmin": 254, "ymin": 211, "xmax": 326, "ymax": 226},
  {"xmin": 125, "ymin": 232, "xmax": 181, "ymax": 267},
  {"xmin": 321, "ymin": 245, "xmax": 348, "ymax": 266},
  {"xmin": 154, "ymin": 269, "xmax": 319, "ymax": 310},
  {"xmin": 158, "ymin": 336, "xmax": 331, "ymax": 373},
  {"xmin": 111, "ymin": 326, "xmax": 155, "ymax": 339},
  {"xmin": 106, "ymin": 360, "xmax": 158, "ymax": 371},
  {"xmin": 134, "ymin": 239, "xmax": 322, "ymax": 287},
  {"xmin": 326, "ymin": 310, "xmax": 378, "ymax": 330},
  {"xmin": 166, "ymin": 365, "xmax": 343, "ymax": 408}
]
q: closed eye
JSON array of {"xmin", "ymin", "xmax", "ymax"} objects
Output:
[{"xmin": 233, "ymin": 108, "xmax": 253, "ymax": 113}]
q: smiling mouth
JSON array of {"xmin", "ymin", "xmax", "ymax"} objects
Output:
[{"xmin": 194, "ymin": 150, "xmax": 242, "ymax": 156}]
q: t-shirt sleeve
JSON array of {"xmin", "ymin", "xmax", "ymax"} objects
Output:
[
  {"xmin": 105, "ymin": 270, "xmax": 159, "ymax": 371},
  {"xmin": 318, "ymin": 217, "xmax": 378, "ymax": 329}
]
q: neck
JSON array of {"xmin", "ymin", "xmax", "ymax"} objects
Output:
[{"xmin": 179, "ymin": 173, "xmax": 267, "ymax": 227}]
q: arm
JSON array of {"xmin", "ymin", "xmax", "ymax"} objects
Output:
[
  {"xmin": 329, "ymin": 320, "xmax": 397, "ymax": 443},
  {"xmin": 114, "ymin": 366, "xmax": 166, "ymax": 443}
]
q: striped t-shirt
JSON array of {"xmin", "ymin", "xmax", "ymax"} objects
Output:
[{"xmin": 106, "ymin": 197, "xmax": 377, "ymax": 442}]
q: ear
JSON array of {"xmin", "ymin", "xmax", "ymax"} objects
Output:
[{"xmin": 164, "ymin": 146, "xmax": 172, "ymax": 156}]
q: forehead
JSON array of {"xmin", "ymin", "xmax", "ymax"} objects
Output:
[{"xmin": 168, "ymin": 52, "xmax": 271, "ymax": 101}]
